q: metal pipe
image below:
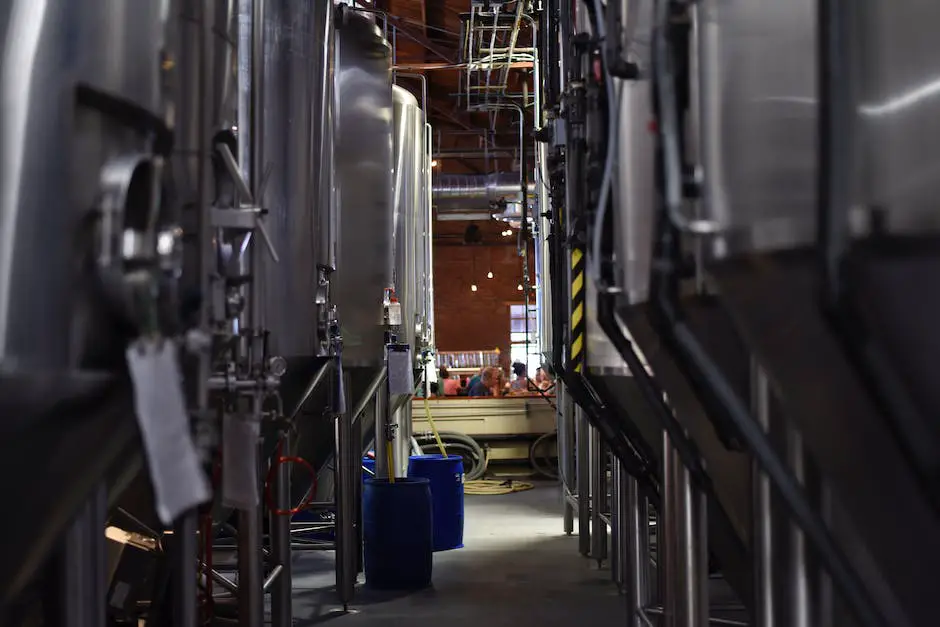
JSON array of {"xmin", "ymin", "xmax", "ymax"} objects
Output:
[
  {"xmin": 788, "ymin": 425, "xmax": 812, "ymax": 627},
  {"xmin": 590, "ymin": 427, "xmax": 607, "ymax": 565},
  {"xmin": 269, "ymin": 430, "xmax": 293, "ymax": 627},
  {"xmin": 334, "ymin": 371, "xmax": 357, "ymax": 609},
  {"xmin": 394, "ymin": 72, "xmax": 427, "ymax": 116},
  {"xmin": 351, "ymin": 366, "xmax": 388, "ymax": 424},
  {"xmin": 237, "ymin": 436, "xmax": 264, "ymax": 627},
  {"xmin": 576, "ymin": 406, "xmax": 592, "ymax": 555},
  {"xmin": 559, "ymin": 385, "xmax": 575, "ymax": 535},
  {"xmin": 661, "ymin": 434, "xmax": 678, "ymax": 627},
  {"xmin": 432, "ymin": 173, "xmax": 535, "ymax": 202},
  {"xmin": 751, "ymin": 361, "xmax": 775, "ymax": 627},
  {"xmin": 172, "ymin": 511, "xmax": 199, "ymax": 627},
  {"xmin": 374, "ymin": 378, "xmax": 391, "ymax": 480},
  {"xmin": 626, "ymin": 476, "xmax": 651, "ymax": 626},
  {"xmin": 611, "ymin": 458, "xmax": 625, "ymax": 590},
  {"xmin": 288, "ymin": 360, "xmax": 333, "ymax": 420}
]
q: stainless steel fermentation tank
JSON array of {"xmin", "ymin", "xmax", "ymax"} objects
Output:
[
  {"xmin": 334, "ymin": 9, "xmax": 394, "ymax": 370},
  {"xmin": 389, "ymin": 84, "xmax": 432, "ymax": 476},
  {"xmin": 595, "ymin": 0, "xmax": 940, "ymax": 624},
  {"xmin": 0, "ymin": 0, "xmax": 175, "ymax": 613},
  {"xmin": 253, "ymin": 0, "xmax": 335, "ymax": 367}
]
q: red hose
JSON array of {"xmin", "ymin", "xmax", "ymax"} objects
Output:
[{"xmin": 264, "ymin": 439, "xmax": 317, "ymax": 516}]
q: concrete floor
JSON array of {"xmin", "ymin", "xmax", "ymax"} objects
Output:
[{"xmin": 292, "ymin": 482, "xmax": 627, "ymax": 626}]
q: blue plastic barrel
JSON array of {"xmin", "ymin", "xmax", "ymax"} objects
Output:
[
  {"xmin": 362, "ymin": 477, "xmax": 433, "ymax": 590},
  {"xmin": 407, "ymin": 454, "xmax": 464, "ymax": 551},
  {"xmin": 361, "ymin": 456, "xmax": 376, "ymax": 482}
]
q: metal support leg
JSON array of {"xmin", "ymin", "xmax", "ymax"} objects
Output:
[
  {"xmin": 335, "ymin": 370, "xmax": 358, "ymax": 609},
  {"xmin": 237, "ymin": 435, "xmax": 264, "ymax": 627},
  {"xmin": 751, "ymin": 361, "xmax": 775, "ymax": 627},
  {"xmin": 560, "ymin": 385, "xmax": 575, "ymax": 535},
  {"xmin": 661, "ymin": 433, "xmax": 678, "ymax": 627},
  {"xmin": 590, "ymin": 428, "xmax": 607, "ymax": 565},
  {"xmin": 610, "ymin": 459, "xmax": 626, "ymax": 591},
  {"xmin": 60, "ymin": 483, "xmax": 107, "ymax": 627},
  {"xmin": 661, "ymin": 431, "xmax": 708, "ymax": 627},
  {"xmin": 576, "ymin": 406, "xmax": 592, "ymax": 555},
  {"xmin": 788, "ymin": 425, "xmax": 811, "ymax": 627},
  {"xmin": 270, "ymin": 430, "xmax": 293, "ymax": 627},
  {"xmin": 626, "ymin": 475, "xmax": 651, "ymax": 626},
  {"xmin": 172, "ymin": 510, "xmax": 199, "ymax": 627},
  {"xmin": 374, "ymin": 380, "xmax": 390, "ymax": 481},
  {"xmin": 675, "ymin": 459, "xmax": 708, "ymax": 627}
]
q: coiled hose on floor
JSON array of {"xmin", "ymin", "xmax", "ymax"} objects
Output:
[{"xmin": 528, "ymin": 431, "xmax": 559, "ymax": 480}]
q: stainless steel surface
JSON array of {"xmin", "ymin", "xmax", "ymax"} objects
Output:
[
  {"xmin": 676, "ymin": 460, "xmax": 709, "ymax": 627},
  {"xmin": 253, "ymin": 0, "xmax": 334, "ymax": 359},
  {"xmin": 586, "ymin": 274, "xmax": 630, "ymax": 374},
  {"xmin": 0, "ymin": 0, "xmax": 167, "ymax": 369},
  {"xmin": 392, "ymin": 85, "xmax": 423, "ymax": 350},
  {"xmin": 270, "ymin": 431, "xmax": 293, "ymax": 627},
  {"xmin": 613, "ymin": 0, "xmax": 655, "ymax": 305},
  {"xmin": 693, "ymin": 0, "xmax": 818, "ymax": 258},
  {"xmin": 393, "ymin": 400, "xmax": 413, "ymax": 478},
  {"xmin": 576, "ymin": 406, "xmax": 592, "ymax": 555},
  {"xmin": 334, "ymin": 9, "xmax": 394, "ymax": 368},
  {"xmin": 590, "ymin": 427, "xmax": 608, "ymax": 564},
  {"xmin": 751, "ymin": 362, "xmax": 775, "ymax": 627},
  {"xmin": 851, "ymin": 1, "xmax": 940, "ymax": 232}
]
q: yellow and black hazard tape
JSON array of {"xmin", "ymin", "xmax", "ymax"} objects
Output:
[{"xmin": 570, "ymin": 247, "xmax": 586, "ymax": 373}]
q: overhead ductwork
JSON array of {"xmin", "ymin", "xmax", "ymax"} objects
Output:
[{"xmin": 432, "ymin": 173, "xmax": 535, "ymax": 205}]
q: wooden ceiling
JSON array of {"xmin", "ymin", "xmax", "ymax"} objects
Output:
[{"xmin": 369, "ymin": 0, "xmax": 536, "ymax": 175}]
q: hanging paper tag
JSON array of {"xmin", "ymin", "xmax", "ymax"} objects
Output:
[
  {"xmin": 386, "ymin": 301, "xmax": 403, "ymax": 326},
  {"xmin": 126, "ymin": 339, "xmax": 210, "ymax": 525},
  {"xmin": 387, "ymin": 345, "xmax": 414, "ymax": 396},
  {"xmin": 221, "ymin": 412, "xmax": 260, "ymax": 510}
]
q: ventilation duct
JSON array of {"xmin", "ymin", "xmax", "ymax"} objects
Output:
[{"xmin": 432, "ymin": 173, "xmax": 535, "ymax": 205}]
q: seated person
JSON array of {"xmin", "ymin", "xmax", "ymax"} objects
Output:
[
  {"xmin": 508, "ymin": 362, "xmax": 529, "ymax": 395},
  {"xmin": 465, "ymin": 367, "xmax": 484, "ymax": 392},
  {"xmin": 467, "ymin": 366, "xmax": 502, "ymax": 397},
  {"xmin": 439, "ymin": 366, "xmax": 461, "ymax": 396},
  {"xmin": 535, "ymin": 366, "xmax": 556, "ymax": 391}
]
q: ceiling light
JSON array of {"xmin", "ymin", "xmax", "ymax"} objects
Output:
[
  {"xmin": 517, "ymin": 284, "xmax": 523, "ymax": 291},
  {"xmin": 431, "ymin": 159, "xmax": 439, "ymax": 167},
  {"xmin": 486, "ymin": 271, "xmax": 494, "ymax": 279},
  {"xmin": 471, "ymin": 284, "xmax": 478, "ymax": 292}
]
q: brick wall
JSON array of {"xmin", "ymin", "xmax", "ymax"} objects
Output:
[{"xmin": 433, "ymin": 236, "xmax": 535, "ymax": 371}]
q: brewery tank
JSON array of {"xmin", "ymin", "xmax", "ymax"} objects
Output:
[
  {"xmin": 0, "ymin": 0, "xmax": 169, "ymax": 373},
  {"xmin": 392, "ymin": 85, "xmax": 424, "ymax": 352},
  {"xmin": 251, "ymin": 0, "xmax": 335, "ymax": 365},
  {"xmin": 334, "ymin": 10, "xmax": 394, "ymax": 369}
]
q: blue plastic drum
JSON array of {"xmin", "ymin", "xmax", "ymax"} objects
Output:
[
  {"xmin": 407, "ymin": 454, "xmax": 464, "ymax": 551},
  {"xmin": 361, "ymin": 456, "xmax": 376, "ymax": 482},
  {"xmin": 362, "ymin": 477, "xmax": 433, "ymax": 589}
]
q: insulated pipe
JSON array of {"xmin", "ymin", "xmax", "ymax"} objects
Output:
[{"xmin": 432, "ymin": 173, "xmax": 535, "ymax": 203}]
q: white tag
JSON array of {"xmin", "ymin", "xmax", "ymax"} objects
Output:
[
  {"xmin": 388, "ymin": 346, "xmax": 414, "ymax": 396},
  {"xmin": 387, "ymin": 301, "xmax": 403, "ymax": 326},
  {"xmin": 126, "ymin": 340, "xmax": 210, "ymax": 525},
  {"xmin": 221, "ymin": 413, "xmax": 260, "ymax": 510}
]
